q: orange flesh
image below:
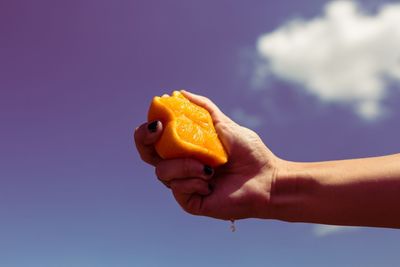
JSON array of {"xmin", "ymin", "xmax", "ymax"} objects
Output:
[{"xmin": 148, "ymin": 91, "xmax": 228, "ymax": 167}]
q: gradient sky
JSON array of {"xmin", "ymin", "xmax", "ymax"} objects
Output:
[{"xmin": 1, "ymin": 0, "xmax": 400, "ymax": 266}]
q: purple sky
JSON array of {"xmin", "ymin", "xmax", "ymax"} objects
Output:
[{"xmin": 1, "ymin": 0, "xmax": 400, "ymax": 266}]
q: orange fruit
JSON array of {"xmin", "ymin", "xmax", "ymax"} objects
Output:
[{"xmin": 148, "ymin": 91, "xmax": 228, "ymax": 167}]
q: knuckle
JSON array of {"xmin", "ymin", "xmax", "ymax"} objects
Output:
[
  {"xmin": 181, "ymin": 203, "xmax": 191, "ymax": 213},
  {"xmin": 183, "ymin": 203, "xmax": 199, "ymax": 215},
  {"xmin": 154, "ymin": 163, "xmax": 164, "ymax": 179},
  {"xmin": 133, "ymin": 128, "xmax": 139, "ymax": 140},
  {"xmin": 139, "ymin": 150, "xmax": 156, "ymax": 165},
  {"xmin": 133, "ymin": 127, "xmax": 139, "ymax": 137},
  {"xmin": 169, "ymin": 181, "xmax": 177, "ymax": 190},
  {"xmin": 139, "ymin": 154, "xmax": 147, "ymax": 162},
  {"xmin": 139, "ymin": 152, "xmax": 149, "ymax": 163},
  {"xmin": 133, "ymin": 125, "xmax": 144, "ymax": 141}
]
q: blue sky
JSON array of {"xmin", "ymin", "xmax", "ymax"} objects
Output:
[{"xmin": 1, "ymin": 0, "xmax": 400, "ymax": 266}]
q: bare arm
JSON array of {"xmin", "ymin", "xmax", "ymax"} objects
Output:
[
  {"xmin": 135, "ymin": 91, "xmax": 400, "ymax": 228},
  {"xmin": 271, "ymin": 154, "xmax": 400, "ymax": 228}
]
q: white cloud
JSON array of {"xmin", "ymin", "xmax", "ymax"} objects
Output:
[
  {"xmin": 313, "ymin": 224, "xmax": 359, "ymax": 237},
  {"xmin": 256, "ymin": 0, "xmax": 400, "ymax": 119}
]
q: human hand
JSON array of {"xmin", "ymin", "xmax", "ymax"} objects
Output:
[{"xmin": 134, "ymin": 91, "xmax": 281, "ymax": 220}]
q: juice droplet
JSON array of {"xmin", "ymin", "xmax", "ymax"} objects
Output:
[{"xmin": 230, "ymin": 219, "xmax": 236, "ymax": 232}]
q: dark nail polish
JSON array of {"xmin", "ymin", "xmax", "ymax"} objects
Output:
[
  {"xmin": 204, "ymin": 165, "xmax": 213, "ymax": 176},
  {"xmin": 147, "ymin": 121, "xmax": 159, "ymax": 133}
]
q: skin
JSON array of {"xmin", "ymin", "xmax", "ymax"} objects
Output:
[{"xmin": 134, "ymin": 91, "xmax": 400, "ymax": 228}]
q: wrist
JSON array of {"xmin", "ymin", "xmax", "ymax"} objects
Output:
[{"xmin": 267, "ymin": 159, "xmax": 319, "ymax": 222}]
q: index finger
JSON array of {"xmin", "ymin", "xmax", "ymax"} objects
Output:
[{"xmin": 134, "ymin": 120, "xmax": 163, "ymax": 166}]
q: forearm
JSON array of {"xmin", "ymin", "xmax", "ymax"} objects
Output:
[{"xmin": 270, "ymin": 154, "xmax": 400, "ymax": 228}]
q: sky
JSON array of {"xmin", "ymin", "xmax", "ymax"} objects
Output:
[{"xmin": 1, "ymin": 0, "xmax": 400, "ymax": 266}]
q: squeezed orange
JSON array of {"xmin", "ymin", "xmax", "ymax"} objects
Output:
[{"xmin": 148, "ymin": 91, "xmax": 228, "ymax": 167}]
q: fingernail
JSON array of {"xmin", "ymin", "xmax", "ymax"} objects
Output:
[
  {"xmin": 203, "ymin": 165, "xmax": 213, "ymax": 176},
  {"xmin": 147, "ymin": 121, "xmax": 159, "ymax": 133}
]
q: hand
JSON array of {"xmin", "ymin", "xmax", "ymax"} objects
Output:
[{"xmin": 134, "ymin": 91, "xmax": 281, "ymax": 220}]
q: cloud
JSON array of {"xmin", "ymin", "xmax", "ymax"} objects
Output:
[
  {"xmin": 256, "ymin": 0, "xmax": 400, "ymax": 119},
  {"xmin": 313, "ymin": 224, "xmax": 360, "ymax": 237}
]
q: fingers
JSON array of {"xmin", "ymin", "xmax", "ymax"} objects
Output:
[
  {"xmin": 155, "ymin": 158, "xmax": 214, "ymax": 183},
  {"xmin": 171, "ymin": 180, "xmax": 211, "ymax": 216},
  {"xmin": 154, "ymin": 157, "xmax": 214, "ymax": 211},
  {"xmin": 170, "ymin": 178, "xmax": 211, "ymax": 196},
  {"xmin": 172, "ymin": 191, "xmax": 204, "ymax": 216},
  {"xmin": 134, "ymin": 120, "xmax": 163, "ymax": 166},
  {"xmin": 153, "ymin": 157, "xmax": 216, "ymax": 216}
]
